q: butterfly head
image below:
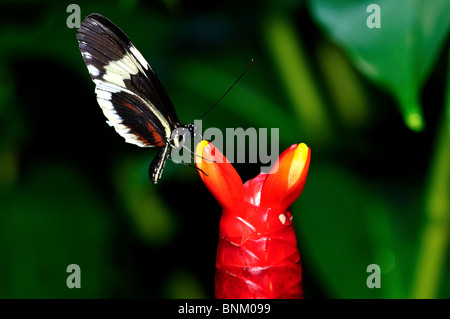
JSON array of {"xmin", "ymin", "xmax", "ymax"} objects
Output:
[{"xmin": 171, "ymin": 123, "xmax": 197, "ymax": 150}]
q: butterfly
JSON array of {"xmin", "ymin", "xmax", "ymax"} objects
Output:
[{"xmin": 76, "ymin": 13, "xmax": 196, "ymax": 184}]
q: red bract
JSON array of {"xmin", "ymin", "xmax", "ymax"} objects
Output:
[{"xmin": 195, "ymin": 141, "xmax": 311, "ymax": 299}]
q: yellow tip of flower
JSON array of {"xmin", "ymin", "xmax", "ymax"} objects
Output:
[
  {"xmin": 195, "ymin": 140, "xmax": 212, "ymax": 165},
  {"xmin": 261, "ymin": 142, "xmax": 311, "ymax": 210},
  {"xmin": 288, "ymin": 143, "xmax": 309, "ymax": 189},
  {"xmin": 199, "ymin": 139, "xmax": 210, "ymax": 150}
]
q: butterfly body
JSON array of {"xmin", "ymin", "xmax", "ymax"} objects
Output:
[
  {"xmin": 150, "ymin": 123, "xmax": 196, "ymax": 183},
  {"xmin": 76, "ymin": 13, "xmax": 195, "ymax": 183}
]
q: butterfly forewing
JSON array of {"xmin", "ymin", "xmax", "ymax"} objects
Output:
[{"xmin": 76, "ymin": 13, "xmax": 180, "ymax": 148}]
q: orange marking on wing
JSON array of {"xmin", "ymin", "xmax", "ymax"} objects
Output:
[
  {"xmin": 123, "ymin": 102, "xmax": 141, "ymax": 114},
  {"xmin": 146, "ymin": 122, "xmax": 165, "ymax": 146}
]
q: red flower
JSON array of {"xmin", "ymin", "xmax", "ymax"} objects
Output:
[{"xmin": 195, "ymin": 141, "xmax": 311, "ymax": 299}]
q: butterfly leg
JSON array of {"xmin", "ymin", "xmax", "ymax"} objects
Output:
[{"xmin": 149, "ymin": 142, "xmax": 171, "ymax": 184}]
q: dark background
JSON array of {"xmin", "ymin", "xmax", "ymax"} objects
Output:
[{"xmin": 0, "ymin": 0, "xmax": 449, "ymax": 298}]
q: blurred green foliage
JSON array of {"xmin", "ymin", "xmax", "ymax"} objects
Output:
[
  {"xmin": 0, "ymin": 0, "xmax": 449, "ymax": 298},
  {"xmin": 310, "ymin": 0, "xmax": 450, "ymax": 132}
]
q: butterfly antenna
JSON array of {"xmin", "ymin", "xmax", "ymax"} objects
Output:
[
  {"xmin": 200, "ymin": 58, "xmax": 254, "ymax": 119},
  {"xmin": 195, "ymin": 129, "xmax": 204, "ymax": 140}
]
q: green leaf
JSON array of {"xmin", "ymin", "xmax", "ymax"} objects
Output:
[
  {"xmin": 113, "ymin": 155, "xmax": 178, "ymax": 246},
  {"xmin": 294, "ymin": 164, "xmax": 408, "ymax": 298},
  {"xmin": 0, "ymin": 163, "xmax": 115, "ymax": 298},
  {"xmin": 308, "ymin": 0, "xmax": 450, "ymax": 131},
  {"xmin": 262, "ymin": 13, "xmax": 332, "ymax": 143},
  {"xmin": 164, "ymin": 269, "xmax": 208, "ymax": 299}
]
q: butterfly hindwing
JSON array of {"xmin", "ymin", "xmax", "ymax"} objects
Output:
[
  {"xmin": 76, "ymin": 13, "xmax": 180, "ymax": 147},
  {"xmin": 96, "ymin": 83, "xmax": 166, "ymax": 147}
]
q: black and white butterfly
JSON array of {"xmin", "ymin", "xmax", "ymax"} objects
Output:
[{"xmin": 76, "ymin": 13, "xmax": 196, "ymax": 184}]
